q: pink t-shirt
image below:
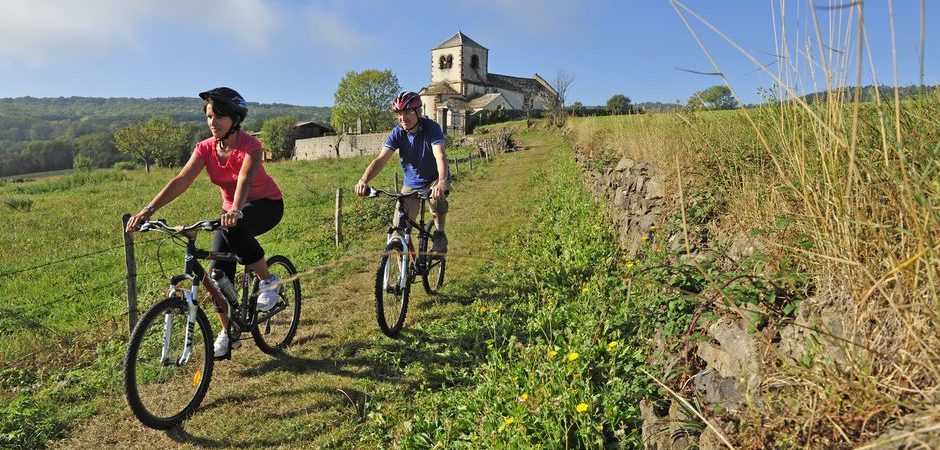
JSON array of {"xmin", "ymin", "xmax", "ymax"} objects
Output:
[{"xmin": 193, "ymin": 131, "xmax": 283, "ymax": 210}]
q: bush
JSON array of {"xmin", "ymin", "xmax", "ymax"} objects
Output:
[
  {"xmin": 0, "ymin": 396, "xmax": 67, "ymax": 450},
  {"xmin": 72, "ymin": 154, "xmax": 93, "ymax": 173},
  {"xmin": 3, "ymin": 197, "xmax": 33, "ymax": 212},
  {"xmin": 112, "ymin": 161, "xmax": 139, "ymax": 170}
]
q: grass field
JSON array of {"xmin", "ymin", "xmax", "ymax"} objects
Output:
[{"xmin": 3, "ymin": 103, "xmax": 937, "ymax": 448}]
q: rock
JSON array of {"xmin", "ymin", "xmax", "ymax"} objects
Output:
[
  {"xmin": 640, "ymin": 399, "xmax": 671, "ymax": 450},
  {"xmin": 615, "ymin": 157, "xmax": 636, "ymax": 172}
]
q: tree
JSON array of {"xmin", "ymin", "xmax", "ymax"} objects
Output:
[
  {"xmin": 260, "ymin": 116, "xmax": 298, "ymax": 160},
  {"xmin": 548, "ymin": 70, "xmax": 574, "ymax": 127},
  {"xmin": 113, "ymin": 116, "xmax": 189, "ymax": 173},
  {"xmin": 606, "ymin": 94, "xmax": 633, "ymax": 115},
  {"xmin": 569, "ymin": 101, "xmax": 585, "ymax": 116},
  {"xmin": 331, "ymin": 70, "xmax": 400, "ymax": 134},
  {"xmin": 74, "ymin": 132, "xmax": 123, "ymax": 168},
  {"xmin": 72, "ymin": 153, "xmax": 93, "ymax": 173},
  {"xmin": 687, "ymin": 85, "xmax": 738, "ymax": 110}
]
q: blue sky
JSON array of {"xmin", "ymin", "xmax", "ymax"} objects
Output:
[{"xmin": 0, "ymin": 1, "xmax": 936, "ymax": 107}]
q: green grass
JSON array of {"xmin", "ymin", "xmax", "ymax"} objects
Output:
[{"xmin": 0, "ymin": 139, "xmax": 492, "ymax": 448}]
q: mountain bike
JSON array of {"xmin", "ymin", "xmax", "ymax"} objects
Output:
[
  {"xmin": 367, "ymin": 188, "xmax": 446, "ymax": 337},
  {"xmin": 123, "ymin": 218, "xmax": 301, "ymax": 430}
]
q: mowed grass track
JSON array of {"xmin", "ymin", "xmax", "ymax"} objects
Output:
[{"xmin": 52, "ymin": 133, "xmax": 555, "ymax": 449}]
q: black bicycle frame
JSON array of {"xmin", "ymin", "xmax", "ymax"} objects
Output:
[{"xmin": 173, "ymin": 235, "xmax": 254, "ymax": 331}]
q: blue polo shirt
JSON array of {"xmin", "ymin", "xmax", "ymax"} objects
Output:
[{"xmin": 383, "ymin": 117, "xmax": 445, "ymax": 188}]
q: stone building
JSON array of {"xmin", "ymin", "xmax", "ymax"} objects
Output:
[{"xmin": 420, "ymin": 32, "xmax": 558, "ymax": 134}]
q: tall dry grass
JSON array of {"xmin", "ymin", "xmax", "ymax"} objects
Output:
[
  {"xmin": 573, "ymin": 1, "xmax": 938, "ymax": 446},
  {"xmin": 674, "ymin": 0, "xmax": 938, "ymax": 446}
]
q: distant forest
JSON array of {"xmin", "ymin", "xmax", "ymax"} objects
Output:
[
  {"xmin": 0, "ymin": 96, "xmax": 330, "ymax": 177},
  {"xmin": 2, "ymin": 84, "xmax": 934, "ymax": 177}
]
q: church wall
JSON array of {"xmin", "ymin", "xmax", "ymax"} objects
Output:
[
  {"xmin": 461, "ymin": 47, "xmax": 488, "ymax": 84},
  {"xmin": 431, "ymin": 48, "xmax": 460, "ymax": 85}
]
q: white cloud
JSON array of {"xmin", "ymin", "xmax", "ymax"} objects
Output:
[
  {"xmin": 299, "ymin": 7, "xmax": 372, "ymax": 62},
  {"xmin": 456, "ymin": 0, "xmax": 582, "ymax": 37},
  {"xmin": 0, "ymin": 0, "xmax": 156, "ymax": 64},
  {"xmin": 0, "ymin": 0, "xmax": 281, "ymax": 65}
]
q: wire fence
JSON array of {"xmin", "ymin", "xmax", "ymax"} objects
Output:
[{"xmin": 3, "ymin": 143, "xmax": 500, "ymax": 372}]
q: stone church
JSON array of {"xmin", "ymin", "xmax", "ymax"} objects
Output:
[{"xmin": 420, "ymin": 32, "xmax": 558, "ymax": 134}]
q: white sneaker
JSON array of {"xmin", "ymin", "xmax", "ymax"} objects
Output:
[
  {"xmin": 213, "ymin": 330, "xmax": 240, "ymax": 358},
  {"xmin": 257, "ymin": 274, "xmax": 280, "ymax": 312}
]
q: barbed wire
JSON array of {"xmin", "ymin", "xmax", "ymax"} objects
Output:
[
  {"xmin": 3, "ymin": 309, "xmax": 128, "ymax": 369},
  {"xmin": 4, "ymin": 155, "xmax": 497, "ymax": 368},
  {"xmin": 4, "ymin": 268, "xmax": 163, "ymax": 317},
  {"xmin": 0, "ymin": 234, "xmax": 164, "ymax": 279}
]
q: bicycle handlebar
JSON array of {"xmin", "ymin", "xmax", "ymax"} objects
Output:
[
  {"xmin": 367, "ymin": 187, "xmax": 431, "ymax": 200},
  {"xmin": 138, "ymin": 218, "xmax": 223, "ymax": 234}
]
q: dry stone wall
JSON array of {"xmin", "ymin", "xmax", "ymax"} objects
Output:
[
  {"xmin": 294, "ymin": 133, "xmax": 387, "ymax": 160},
  {"xmin": 576, "ymin": 144, "xmax": 938, "ymax": 449}
]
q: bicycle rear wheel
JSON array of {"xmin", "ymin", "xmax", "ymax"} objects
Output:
[
  {"xmin": 251, "ymin": 255, "xmax": 302, "ymax": 355},
  {"xmin": 422, "ymin": 256, "xmax": 446, "ymax": 294},
  {"xmin": 375, "ymin": 240, "xmax": 410, "ymax": 337},
  {"xmin": 124, "ymin": 296, "xmax": 214, "ymax": 430}
]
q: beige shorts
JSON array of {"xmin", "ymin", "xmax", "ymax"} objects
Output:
[{"xmin": 393, "ymin": 180, "xmax": 449, "ymax": 228}]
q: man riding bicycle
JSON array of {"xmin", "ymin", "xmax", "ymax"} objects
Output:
[{"xmin": 355, "ymin": 91, "xmax": 450, "ymax": 254}]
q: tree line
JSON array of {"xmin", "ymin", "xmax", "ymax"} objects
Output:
[{"xmin": 0, "ymin": 97, "xmax": 330, "ymax": 177}]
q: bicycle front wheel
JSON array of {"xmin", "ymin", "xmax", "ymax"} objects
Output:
[
  {"xmin": 251, "ymin": 255, "xmax": 302, "ymax": 355},
  {"xmin": 124, "ymin": 296, "xmax": 214, "ymax": 430},
  {"xmin": 422, "ymin": 256, "xmax": 446, "ymax": 294},
  {"xmin": 375, "ymin": 240, "xmax": 410, "ymax": 337}
]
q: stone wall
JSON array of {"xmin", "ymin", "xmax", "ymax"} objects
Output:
[
  {"xmin": 575, "ymin": 151, "xmax": 666, "ymax": 256},
  {"xmin": 294, "ymin": 133, "xmax": 387, "ymax": 160},
  {"xmin": 575, "ymin": 146, "xmax": 937, "ymax": 449}
]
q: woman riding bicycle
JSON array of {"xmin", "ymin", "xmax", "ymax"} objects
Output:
[{"xmin": 125, "ymin": 87, "xmax": 284, "ymax": 360}]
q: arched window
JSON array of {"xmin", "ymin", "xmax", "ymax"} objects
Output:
[
  {"xmin": 470, "ymin": 54, "xmax": 479, "ymax": 69},
  {"xmin": 446, "ymin": 55, "xmax": 453, "ymax": 69},
  {"xmin": 439, "ymin": 55, "xmax": 447, "ymax": 69}
]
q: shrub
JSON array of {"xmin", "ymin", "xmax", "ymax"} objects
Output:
[
  {"xmin": 3, "ymin": 197, "xmax": 33, "ymax": 212},
  {"xmin": 112, "ymin": 161, "xmax": 139, "ymax": 170}
]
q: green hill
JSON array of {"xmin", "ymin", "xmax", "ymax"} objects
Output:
[{"xmin": 0, "ymin": 96, "xmax": 331, "ymax": 177}]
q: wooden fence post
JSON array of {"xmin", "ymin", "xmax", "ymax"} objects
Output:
[
  {"xmin": 335, "ymin": 189, "xmax": 343, "ymax": 245},
  {"xmin": 122, "ymin": 214, "xmax": 138, "ymax": 333}
]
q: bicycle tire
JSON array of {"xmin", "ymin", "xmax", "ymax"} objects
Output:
[
  {"xmin": 420, "ymin": 222, "xmax": 445, "ymax": 294},
  {"xmin": 375, "ymin": 240, "xmax": 410, "ymax": 337},
  {"xmin": 251, "ymin": 255, "xmax": 302, "ymax": 355},
  {"xmin": 422, "ymin": 256, "xmax": 446, "ymax": 294},
  {"xmin": 124, "ymin": 296, "xmax": 214, "ymax": 430}
]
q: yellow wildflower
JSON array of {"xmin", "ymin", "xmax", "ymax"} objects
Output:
[
  {"xmin": 504, "ymin": 417, "xmax": 514, "ymax": 425},
  {"xmin": 479, "ymin": 306, "xmax": 487, "ymax": 313},
  {"xmin": 568, "ymin": 352, "xmax": 579, "ymax": 361},
  {"xmin": 548, "ymin": 350, "xmax": 558, "ymax": 358},
  {"xmin": 576, "ymin": 403, "xmax": 588, "ymax": 413},
  {"xmin": 626, "ymin": 261, "xmax": 634, "ymax": 269},
  {"xmin": 650, "ymin": 225, "xmax": 657, "ymax": 231},
  {"xmin": 581, "ymin": 286, "xmax": 589, "ymax": 294},
  {"xmin": 520, "ymin": 393, "xmax": 529, "ymax": 401},
  {"xmin": 607, "ymin": 341, "xmax": 618, "ymax": 350}
]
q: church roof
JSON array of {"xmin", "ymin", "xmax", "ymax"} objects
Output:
[
  {"xmin": 467, "ymin": 93, "xmax": 505, "ymax": 110},
  {"xmin": 433, "ymin": 32, "xmax": 487, "ymax": 51},
  {"xmin": 487, "ymin": 73, "xmax": 555, "ymax": 96},
  {"xmin": 422, "ymin": 81, "xmax": 460, "ymax": 96}
]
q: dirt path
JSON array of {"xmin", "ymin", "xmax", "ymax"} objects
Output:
[{"xmin": 55, "ymin": 133, "xmax": 558, "ymax": 449}]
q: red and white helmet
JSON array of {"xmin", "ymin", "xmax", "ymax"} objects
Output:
[{"xmin": 391, "ymin": 91, "xmax": 422, "ymax": 112}]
